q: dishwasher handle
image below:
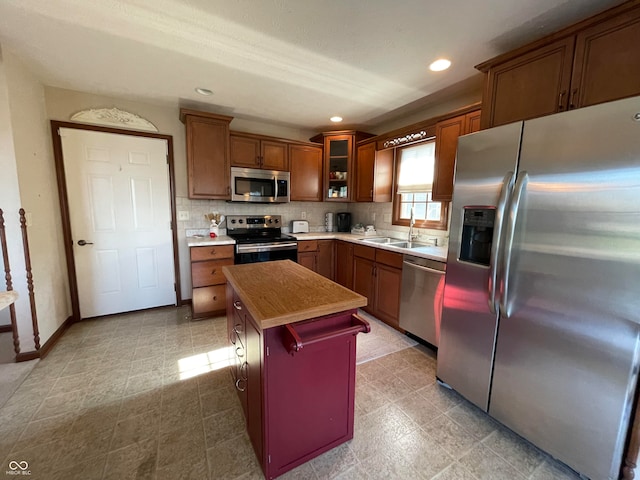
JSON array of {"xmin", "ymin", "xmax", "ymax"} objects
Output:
[
  {"xmin": 402, "ymin": 260, "xmax": 445, "ymax": 275},
  {"xmin": 284, "ymin": 313, "xmax": 370, "ymax": 354}
]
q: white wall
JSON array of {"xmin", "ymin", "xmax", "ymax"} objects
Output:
[{"xmin": 0, "ymin": 47, "xmax": 72, "ymax": 352}]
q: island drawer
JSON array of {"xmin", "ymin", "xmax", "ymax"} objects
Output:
[
  {"xmin": 190, "ymin": 245, "xmax": 234, "ymax": 262},
  {"xmin": 192, "ymin": 285, "xmax": 226, "ymax": 316},
  {"xmin": 298, "ymin": 240, "xmax": 318, "ymax": 252},
  {"xmin": 191, "ymin": 259, "xmax": 234, "ymax": 288}
]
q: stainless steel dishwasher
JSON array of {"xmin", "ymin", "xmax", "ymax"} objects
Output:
[{"xmin": 399, "ymin": 255, "xmax": 446, "ymax": 347}]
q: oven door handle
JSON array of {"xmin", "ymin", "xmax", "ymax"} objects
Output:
[{"xmin": 236, "ymin": 242, "xmax": 298, "ymax": 254}]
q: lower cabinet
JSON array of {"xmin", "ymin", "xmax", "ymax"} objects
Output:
[
  {"xmin": 190, "ymin": 245, "xmax": 234, "ymax": 318},
  {"xmin": 297, "ymin": 240, "xmax": 334, "ymax": 280},
  {"xmin": 353, "ymin": 245, "xmax": 403, "ymax": 329},
  {"xmin": 226, "ymin": 285, "xmax": 361, "ymax": 479},
  {"xmin": 334, "ymin": 240, "xmax": 354, "ymax": 289}
]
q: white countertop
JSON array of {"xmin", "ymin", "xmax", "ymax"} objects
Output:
[{"xmin": 185, "ymin": 232, "xmax": 447, "ymax": 262}]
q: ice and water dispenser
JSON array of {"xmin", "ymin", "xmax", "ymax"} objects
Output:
[{"xmin": 460, "ymin": 207, "xmax": 495, "ymax": 266}]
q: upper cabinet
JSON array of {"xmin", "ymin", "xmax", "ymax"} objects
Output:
[
  {"xmin": 478, "ymin": 2, "xmax": 640, "ymax": 128},
  {"xmin": 289, "ymin": 143, "xmax": 323, "ymax": 202},
  {"xmin": 311, "ymin": 131, "xmax": 374, "ymax": 202},
  {"xmin": 230, "ymin": 133, "xmax": 289, "ymax": 171},
  {"xmin": 355, "ymin": 141, "xmax": 393, "ymax": 203},
  {"xmin": 180, "ymin": 109, "xmax": 233, "ymax": 200},
  {"xmin": 432, "ymin": 110, "xmax": 481, "ymax": 202}
]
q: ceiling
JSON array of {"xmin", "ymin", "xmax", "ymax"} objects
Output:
[{"xmin": 0, "ymin": 0, "xmax": 627, "ymax": 131}]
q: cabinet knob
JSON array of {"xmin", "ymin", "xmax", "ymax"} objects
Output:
[
  {"xmin": 233, "ymin": 301, "xmax": 242, "ymax": 310},
  {"xmin": 211, "ymin": 269, "xmax": 217, "ymax": 275},
  {"xmin": 210, "ymin": 249, "xmax": 216, "ymax": 255},
  {"xmin": 235, "ymin": 378, "xmax": 246, "ymax": 392},
  {"xmin": 212, "ymin": 295, "xmax": 217, "ymax": 301}
]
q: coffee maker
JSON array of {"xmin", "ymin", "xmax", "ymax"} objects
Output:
[{"xmin": 336, "ymin": 212, "xmax": 351, "ymax": 232}]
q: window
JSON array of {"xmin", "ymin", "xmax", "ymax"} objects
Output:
[{"xmin": 393, "ymin": 141, "xmax": 448, "ymax": 230}]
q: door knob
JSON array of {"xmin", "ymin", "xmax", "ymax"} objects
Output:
[{"xmin": 77, "ymin": 239, "xmax": 94, "ymax": 246}]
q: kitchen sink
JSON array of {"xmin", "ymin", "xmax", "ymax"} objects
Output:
[
  {"xmin": 361, "ymin": 237, "xmax": 403, "ymax": 244},
  {"xmin": 362, "ymin": 237, "xmax": 432, "ymax": 249}
]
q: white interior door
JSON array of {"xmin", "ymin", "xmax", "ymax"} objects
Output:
[{"xmin": 60, "ymin": 128, "xmax": 176, "ymax": 318}]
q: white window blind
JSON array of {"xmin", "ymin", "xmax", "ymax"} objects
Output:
[{"xmin": 396, "ymin": 141, "xmax": 436, "ymax": 193}]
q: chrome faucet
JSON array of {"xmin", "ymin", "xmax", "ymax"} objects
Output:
[{"xmin": 408, "ymin": 206, "xmax": 418, "ymax": 243}]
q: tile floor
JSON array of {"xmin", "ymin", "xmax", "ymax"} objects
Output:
[{"xmin": 0, "ymin": 306, "xmax": 584, "ymax": 480}]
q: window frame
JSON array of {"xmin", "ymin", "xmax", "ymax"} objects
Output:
[{"xmin": 392, "ymin": 141, "xmax": 449, "ymax": 230}]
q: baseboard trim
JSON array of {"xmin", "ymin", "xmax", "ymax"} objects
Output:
[
  {"xmin": 180, "ymin": 298, "xmax": 192, "ymax": 306},
  {"xmin": 39, "ymin": 315, "xmax": 74, "ymax": 359},
  {"xmin": 0, "ymin": 324, "xmax": 12, "ymax": 333},
  {"xmin": 16, "ymin": 350, "xmax": 40, "ymax": 362}
]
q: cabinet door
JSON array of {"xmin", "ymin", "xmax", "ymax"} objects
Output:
[
  {"xmin": 432, "ymin": 114, "xmax": 465, "ymax": 202},
  {"xmin": 335, "ymin": 241, "xmax": 354, "ymax": 289},
  {"xmin": 186, "ymin": 116, "xmax": 230, "ymax": 199},
  {"xmin": 317, "ymin": 240, "xmax": 334, "ymax": 280},
  {"xmin": 464, "ymin": 110, "xmax": 482, "ymax": 134},
  {"xmin": 373, "ymin": 148, "xmax": 393, "ymax": 203},
  {"xmin": 483, "ymin": 36, "xmax": 575, "ymax": 128},
  {"xmin": 353, "ymin": 256, "xmax": 374, "ymax": 314},
  {"xmin": 290, "ymin": 144, "xmax": 323, "ymax": 202},
  {"xmin": 571, "ymin": 9, "xmax": 640, "ymax": 109},
  {"xmin": 297, "ymin": 251, "xmax": 317, "ymax": 272},
  {"xmin": 355, "ymin": 142, "xmax": 375, "ymax": 202},
  {"xmin": 230, "ymin": 135, "xmax": 261, "ymax": 168},
  {"xmin": 261, "ymin": 140, "xmax": 289, "ymax": 171},
  {"xmin": 374, "ymin": 264, "xmax": 402, "ymax": 329},
  {"xmin": 325, "ymin": 135, "xmax": 353, "ymax": 201},
  {"xmin": 245, "ymin": 315, "xmax": 263, "ymax": 463}
]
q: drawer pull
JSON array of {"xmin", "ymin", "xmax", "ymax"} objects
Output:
[
  {"xmin": 233, "ymin": 301, "xmax": 242, "ymax": 310},
  {"xmin": 236, "ymin": 345, "xmax": 244, "ymax": 358},
  {"xmin": 233, "ymin": 323, "xmax": 242, "ymax": 334},
  {"xmin": 212, "ymin": 295, "xmax": 217, "ymax": 301},
  {"xmin": 211, "ymin": 268, "xmax": 217, "ymax": 275},
  {"xmin": 235, "ymin": 378, "xmax": 246, "ymax": 392},
  {"xmin": 210, "ymin": 249, "xmax": 216, "ymax": 255}
]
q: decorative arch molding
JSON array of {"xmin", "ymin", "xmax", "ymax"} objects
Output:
[{"xmin": 70, "ymin": 107, "xmax": 158, "ymax": 132}]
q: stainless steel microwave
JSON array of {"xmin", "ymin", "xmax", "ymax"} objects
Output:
[{"xmin": 230, "ymin": 167, "xmax": 290, "ymax": 203}]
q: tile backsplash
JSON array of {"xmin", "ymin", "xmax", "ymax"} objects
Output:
[{"xmin": 177, "ymin": 196, "xmax": 450, "ymax": 245}]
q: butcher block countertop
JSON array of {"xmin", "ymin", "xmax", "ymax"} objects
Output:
[{"xmin": 222, "ymin": 260, "xmax": 367, "ymax": 330}]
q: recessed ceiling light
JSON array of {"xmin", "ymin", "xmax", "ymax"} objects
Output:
[
  {"xmin": 195, "ymin": 87, "xmax": 213, "ymax": 96},
  {"xmin": 429, "ymin": 59, "xmax": 451, "ymax": 72},
  {"xmin": 330, "ymin": 116, "xmax": 343, "ymax": 123}
]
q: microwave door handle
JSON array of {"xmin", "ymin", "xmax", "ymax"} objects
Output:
[
  {"xmin": 488, "ymin": 171, "xmax": 515, "ymax": 314},
  {"xmin": 273, "ymin": 176, "xmax": 277, "ymax": 201}
]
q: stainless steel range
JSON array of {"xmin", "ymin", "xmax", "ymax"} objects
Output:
[{"xmin": 226, "ymin": 215, "xmax": 298, "ymax": 264}]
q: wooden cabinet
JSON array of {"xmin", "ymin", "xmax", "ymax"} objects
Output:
[
  {"xmin": 353, "ymin": 245, "xmax": 403, "ymax": 329},
  {"xmin": 180, "ymin": 109, "xmax": 233, "ymax": 199},
  {"xmin": 310, "ymin": 130, "xmax": 375, "ymax": 202},
  {"xmin": 478, "ymin": 2, "xmax": 640, "ymax": 128},
  {"xmin": 432, "ymin": 110, "xmax": 481, "ymax": 202},
  {"xmin": 297, "ymin": 240, "xmax": 334, "ymax": 280},
  {"xmin": 230, "ymin": 133, "xmax": 289, "ymax": 171},
  {"xmin": 355, "ymin": 141, "xmax": 393, "ymax": 203},
  {"xmin": 190, "ymin": 245, "xmax": 234, "ymax": 318},
  {"xmin": 335, "ymin": 241, "xmax": 354, "ymax": 289},
  {"xmin": 290, "ymin": 144, "xmax": 323, "ymax": 202}
]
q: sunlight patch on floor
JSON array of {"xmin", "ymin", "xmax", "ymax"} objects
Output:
[{"xmin": 178, "ymin": 346, "xmax": 233, "ymax": 380}]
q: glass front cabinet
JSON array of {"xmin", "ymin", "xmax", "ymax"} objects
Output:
[{"xmin": 311, "ymin": 131, "xmax": 374, "ymax": 202}]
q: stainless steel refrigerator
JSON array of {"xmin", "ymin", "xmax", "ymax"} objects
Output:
[{"xmin": 437, "ymin": 95, "xmax": 640, "ymax": 480}]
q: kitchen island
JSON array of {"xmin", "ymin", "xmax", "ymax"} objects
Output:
[{"xmin": 222, "ymin": 260, "xmax": 368, "ymax": 479}]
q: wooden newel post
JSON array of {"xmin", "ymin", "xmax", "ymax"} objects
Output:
[{"xmin": 19, "ymin": 208, "xmax": 40, "ymax": 350}]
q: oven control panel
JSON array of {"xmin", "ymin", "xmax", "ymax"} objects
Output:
[{"xmin": 227, "ymin": 215, "xmax": 281, "ymax": 230}]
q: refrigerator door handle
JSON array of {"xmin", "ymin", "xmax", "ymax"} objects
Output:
[
  {"xmin": 500, "ymin": 171, "xmax": 528, "ymax": 318},
  {"xmin": 488, "ymin": 171, "xmax": 515, "ymax": 314}
]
